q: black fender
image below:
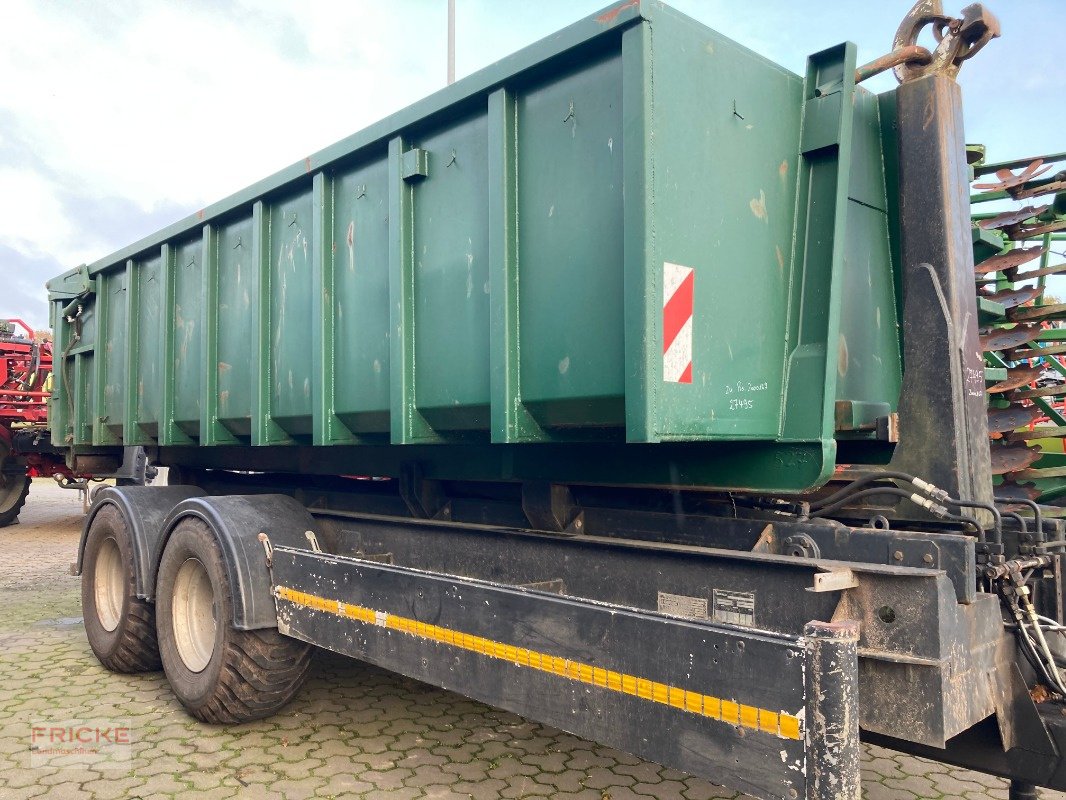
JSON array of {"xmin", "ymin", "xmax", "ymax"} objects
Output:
[
  {"xmin": 76, "ymin": 485, "xmax": 205, "ymax": 597},
  {"xmin": 155, "ymin": 494, "xmax": 319, "ymax": 630}
]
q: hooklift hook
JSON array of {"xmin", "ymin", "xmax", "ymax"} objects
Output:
[
  {"xmin": 891, "ymin": 0, "xmax": 1000, "ymax": 83},
  {"xmin": 855, "ymin": 1, "xmax": 1000, "ymax": 85}
]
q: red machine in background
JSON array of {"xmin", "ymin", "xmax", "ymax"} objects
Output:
[{"xmin": 0, "ymin": 318, "xmax": 81, "ymax": 526}]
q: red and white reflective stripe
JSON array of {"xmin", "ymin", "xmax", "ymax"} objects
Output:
[{"xmin": 663, "ymin": 262, "xmax": 694, "ymax": 384}]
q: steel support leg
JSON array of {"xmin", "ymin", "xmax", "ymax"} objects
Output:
[
  {"xmin": 888, "ymin": 73, "xmax": 994, "ymax": 507},
  {"xmin": 1010, "ymin": 781, "xmax": 1041, "ymax": 800},
  {"xmin": 804, "ymin": 620, "xmax": 861, "ymax": 800}
]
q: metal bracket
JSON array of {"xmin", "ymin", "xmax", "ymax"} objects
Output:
[
  {"xmin": 521, "ymin": 482, "xmax": 584, "ymax": 533},
  {"xmin": 889, "ymin": 538, "xmax": 941, "ymax": 569},
  {"xmin": 401, "ymin": 148, "xmax": 429, "ymax": 182},
  {"xmin": 809, "ymin": 568, "xmax": 860, "ymax": 593}
]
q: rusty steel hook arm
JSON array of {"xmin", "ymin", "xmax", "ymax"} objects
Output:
[{"xmin": 886, "ymin": 0, "xmax": 1000, "ymax": 83}]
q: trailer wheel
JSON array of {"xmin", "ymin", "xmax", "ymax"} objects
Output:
[
  {"xmin": 0, "ymin": 470, "xmax": 30, "ymax": 528},
  {"xmin": 156, "ymin": 517, "xmax": 311, "ymax": 724},
  {"xmin": 81, "ymin": 505, "xmax": 162, "ymax": 672}
]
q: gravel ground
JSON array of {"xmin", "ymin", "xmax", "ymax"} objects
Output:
[{"xmin": 0, "ymin": 479, "xmax": 1059, "ymax": 800}]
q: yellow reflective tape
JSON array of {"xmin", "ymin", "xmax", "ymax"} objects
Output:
[
  {"xmin": 703, "ymin": 696, "xmax": 722, "ymax": 720},
  {"xmin": 721, "ymin": 700, "xmax": 740, "ymax": 725},
  {"xmin": 275, "ymin": 585, "xmax": 801, "ymax": 742},
  {"xmin": 668, "ymin": 687, "xmax": 686, "ymax": 710},
  {"xmin": 759, "ymin": 709, "xmax": 779, "ymax": 735},
  {"xmin": 593, "ymin": 667, "xmax": 608, "ymax": 688},
  {"xmin": 739, "ymin": 704, "xmax": 760, "ymax": 730},
  {"xmin": 779, "ymin": 714, "xmax": 802, "ymax": 741}
]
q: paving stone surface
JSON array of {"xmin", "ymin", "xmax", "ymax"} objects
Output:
[{"xmin": 0, "ymin": 479, "xmax": 1061, "ymax": 799}]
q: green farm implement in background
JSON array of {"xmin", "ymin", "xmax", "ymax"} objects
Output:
[{"xmin": 973, "ymin": 150, "xmax": 1066, "ymax": 509}]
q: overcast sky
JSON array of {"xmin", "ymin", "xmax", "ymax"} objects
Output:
[{"xmin": 2, "ymin": 0, "xmax": 1063, "ymax": 331}]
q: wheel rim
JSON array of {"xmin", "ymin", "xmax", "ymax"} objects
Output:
[
  {"xmin": 93, "ymin": 538, "xmax": 125, "ymax": 632},
  {"xmin": 172, "ymin": 558, "xmax": 217, "ymax": 673}
]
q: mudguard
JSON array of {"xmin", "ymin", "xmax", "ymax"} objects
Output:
[
  {"xmin": 76, "ymin": 485, "xmax": 205, "ymax": 597},
  {"xmin": 156, "ymin": 494, "xmax": 319, "ymax": 630}
]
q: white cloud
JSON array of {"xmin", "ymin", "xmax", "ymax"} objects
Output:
[
  {"xmin": 0, "ymin": 0, "xmax": 448, "ymax": 213},
  {"xmin": 0, "ymin": 166, "xmax": 104, "ymax": 266}
]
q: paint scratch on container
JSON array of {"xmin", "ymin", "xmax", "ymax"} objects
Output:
[
  {"xmin": 596, "ymin": 0, "xmax": 638, "ymax": 24},
  {"xmin": 346, "ymin": 221, "xmax": 355, "ymax": 273},
  {"xmin": 749, "ymin": 190, "xmax": 767, "ymax": 221}
]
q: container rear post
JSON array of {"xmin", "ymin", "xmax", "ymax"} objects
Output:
[
  {"xmin": 804, "ymin": 620, "xmax": 861, "ymax": 800},
  {"xmin": 888, "ymin": 72, "xmax": 994, "ymax": 506}
]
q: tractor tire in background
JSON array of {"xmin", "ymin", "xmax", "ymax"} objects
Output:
[{"xmin": 0, "ymin": 441, "xmax": 30, "ymax": 528}]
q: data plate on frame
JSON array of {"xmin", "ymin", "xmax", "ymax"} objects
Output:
[
  {"xmin": 657, "ymin": 591, "xmax": 709, "ymax": 620},
  {"xmin": 712, "ymin": 590, "xmax": 755, "ymax": 627}
]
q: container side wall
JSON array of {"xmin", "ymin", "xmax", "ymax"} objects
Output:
[
  {"xmin": 412, "ymin": 114, "xmax": 491, "ymax": 433},
  {"xmin": 98, "ymin": 269, "xmax": 127, "ymax": 443},
  {"xmin": 216, "ymin": 216, "xmax": 255, "ymax": 437},
  {"xmin": 515, "ymin": 53, "xmax": 626, "ymax": 431},
  {"xmin": 645, "ymin": 8, "xmax": 803, "ymax": 441},
  {"xmin": 172, "ymin": 238, "xmax": 203, "ymax": 436},
  {"xmin": 332, "ymin": 157, "xmax": 391, "ymax": 435},
  {"xmin": 74, "ymin": 304, "xmax": 97, "ymax": 446},
  {"xmin": 269, "ymin": 193, "xmax": 315, "ymax": 437},
  {"xmin": 134, "ymin": 253, "xmax": 163, "ymax": 438}
]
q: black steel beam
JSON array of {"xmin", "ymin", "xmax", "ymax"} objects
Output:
[{"xmin": 271, "ymin": 545, "xmax": 862, "ymax": 800}]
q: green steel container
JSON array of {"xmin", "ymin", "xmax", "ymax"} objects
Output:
[{"xmin": 47, "ymin": 1, "xmax": 902, "ymax": 494}]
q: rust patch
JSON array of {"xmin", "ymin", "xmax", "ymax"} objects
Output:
[
  {"xmin": 778, "ymin": 160, "xmax": 788, "ymax": 181},
  {"xmin": 838, "ymin": 334, "xmax": 849, "ymax": 377},
  {"xmin": 775, "ymin": 245, "xmax": 785, "ymax": 272},
  {"xmin": 304, "ymin": 157, "xmax": 312, "ymax": 173},
  {"xmin": 218, "ymin": 362, "xmax": 232, "ymax": 373},
  {"xmin": 197, "ymin": 209, "xmax": 204, "ymax": 220},
  {"xmin": 597, "ymin": 0, "xmax": 638, "ymax": 24}
]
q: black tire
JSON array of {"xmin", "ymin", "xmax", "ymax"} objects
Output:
[
  {"xmin": 0, "ymin": 470, "xmax": 30, "ymax": 528},
  {"xmin": 81, "ymin": 505, "xmax": 162, "ymax": 672},
  {"xmin": 156, "ymin": 517, "xmax": 312, "ymax": 724}
]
